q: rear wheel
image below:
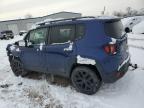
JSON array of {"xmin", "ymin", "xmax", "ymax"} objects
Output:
[
  {"xmin": 71, "ymin": 66, "xmax": 101, "ymax": 95},
  {"xmin": 10, "ymin": 58, "xmax": 28, "ymax": 77}
]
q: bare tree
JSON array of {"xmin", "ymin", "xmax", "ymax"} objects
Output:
[
  {"xmin": 113, "ymin": 7, "xmax": 144, "ymax": 17},
  {"xmin": 101, "ymin": 6, "xmax": 106, "ymax": 15},
  {"xmin": 126, "ymin": 7, "xmax": 132, "ymax": 16},
  {"xmin": 113, "ymin": 11, "xmax": 125, "ymax": 17},
  {"xmin": 139, "ymin": 8, "xmax": 144, "ymax": 15}
]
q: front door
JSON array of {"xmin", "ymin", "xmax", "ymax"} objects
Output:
[
  {"xmin": 21, "ymin": 28, "xmax": 48, "ymax": 72},
  {"xmin": 45, "ymin": 25, "xmax": 76, "ymax": 75}
]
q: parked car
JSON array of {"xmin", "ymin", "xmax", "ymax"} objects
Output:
[
  {"xmin": 6, "ymin": 17, "xmax": 130, "ymax": 95},
  {"xmin": 122, "ymin": 16, "xmax": 144, "ymax": 33},
  {"xmin": 19, "ymin": 30, "xmax": 27, "ymax": 36},
  {"xmin": 0, "ymin": 30, "xmax": 14, "ymax": 40}
]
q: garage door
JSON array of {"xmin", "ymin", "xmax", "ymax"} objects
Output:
[{"xmin": 7, "ymin": 24, "xmax": 19, "ymax": 35}]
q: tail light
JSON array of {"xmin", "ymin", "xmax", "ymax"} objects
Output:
[{"xmin": 104, "ymin": 44, "xmax": 117, "ymax": 55}]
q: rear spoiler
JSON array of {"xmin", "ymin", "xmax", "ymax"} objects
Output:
[{"xmin": 105, "ymin": 18, "xmax": 122, "ymax": 23}]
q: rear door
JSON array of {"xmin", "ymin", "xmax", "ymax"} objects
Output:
[{"xmin": 45, "ymin": 25, "xmax": 76, "ymax": 75}]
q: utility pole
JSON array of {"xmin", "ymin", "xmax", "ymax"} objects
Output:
[{"xmin": 101, "ymin": 6, "xmax": 106, "ymax": 15}]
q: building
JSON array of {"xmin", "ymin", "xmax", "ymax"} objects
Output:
[{"xmin": 0, "ymin": 12, "xmax": 81, "ymax": 35}]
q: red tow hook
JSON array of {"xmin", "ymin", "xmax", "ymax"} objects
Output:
[{"xmin": 129, "ymin": 63, "xmax": 138, "ymax": 70}]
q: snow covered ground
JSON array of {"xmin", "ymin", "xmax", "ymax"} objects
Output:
[
  {"xmin": 133, "ymin": 21, "xmax": 144, "ymax": 34},
  {"xmin": 0, "ymin": 34, "xmax": 144, "ymax": 108},
  {"xmin": 122, "ymin": 15, "xmax": 144, "ymax": 34},
  {"xmin": 128, "ymin": 33, "xmax": 144, "ymax": 50}
]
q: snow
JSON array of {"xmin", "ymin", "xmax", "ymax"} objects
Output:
[
  {"xmin": 110, "ymin": 38, "xmax": 117, "ymax": 44},
  {"xmin": 96, "ymin": 16, "xmax": 118, "ymax": 19},
  {"xmin": 77, "ymin": 55, "xmax": 96, "ymax": 65},
  {"xmin": 122, "ymin": 16, "xmax": 144, "ymax": 30},
  {"xmin": 39, "ymin": 43, "xmax": 44, "ymax": 51},
  {"xmin": 133, "ymin": 21, "xmax": 144, "ymax": 34},
  {"xmin": 0, "ymin": 33, "xmax": 144, "ymax": 108},
  {"xmin": 129, "ymin": 47, "xmax": 144, "ymax": 68},
  {"xmin": 128, "ymin": 33, "xmax": 144, "ymax": 50},
  {"xmin": 64, "ymin": 42, "xmax": 73, "ymax": 51},
  {"xmin": 128, "ymin": 33, "xmax": 144, "ymax": 40}
]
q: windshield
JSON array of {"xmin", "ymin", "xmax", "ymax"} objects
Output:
[{"xmin": 104, "ymin": 20, "xmax": 124, "ymax": 39}]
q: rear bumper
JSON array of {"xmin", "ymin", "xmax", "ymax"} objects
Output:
[{"xmin": 102, "ymin": 57, "xmax": 130, "ymax": 83}]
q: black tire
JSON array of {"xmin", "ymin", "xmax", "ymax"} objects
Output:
[
  {"xmin": 71, "ymin": 66, "xmax": 101, "ymax": 95},
  {"xmin": 10, "ymin": 58, "xmax": 28, "ymax": 77}
]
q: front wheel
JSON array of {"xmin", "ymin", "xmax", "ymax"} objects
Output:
[
  {"xmin": 10, "ymin": 58, "xmax": 28, "ymax": 77},
  {"xmin": 71, "ymin": 66, "xmax": 102, "ymax": 95}
]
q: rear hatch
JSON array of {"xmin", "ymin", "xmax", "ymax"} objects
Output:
[{"xmin": 104, "ymin": 20, "xmax": 129, "ymax": 63}]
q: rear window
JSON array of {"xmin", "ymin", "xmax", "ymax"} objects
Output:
[{"xmin": 104, "ymin": 20, "xmax": 123, "ymax": 38}]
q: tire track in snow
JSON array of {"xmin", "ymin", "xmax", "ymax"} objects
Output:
[
  {"xmin": 128, "ymin": 38, "xmax": 144, "ymax": 41},
  {"xmin": 129, "ymin": 45, "xmax": 144, "ymax": 50}
]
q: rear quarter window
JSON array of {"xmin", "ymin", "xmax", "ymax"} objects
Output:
[{"xmin": 104, "ymin": 20, "xmax": 124, "ymax": 39}]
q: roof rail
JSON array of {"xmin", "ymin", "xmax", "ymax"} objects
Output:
[{"xmin": 38, "ymin": 16, "xmax": 95, "ymax": 26}]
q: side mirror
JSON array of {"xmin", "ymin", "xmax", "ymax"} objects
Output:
[
  {"xmin": 14, "ymin": 40, "xmax": 26, "ymax": 46},
  {"xmin": 19, "ymin": 40, "xmax": 26, "ymax": 46}
]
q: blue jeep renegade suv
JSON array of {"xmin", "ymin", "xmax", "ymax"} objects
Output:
[{"xmin": 6, "ymin": 17, "xmax": 130, "ymax": 95}]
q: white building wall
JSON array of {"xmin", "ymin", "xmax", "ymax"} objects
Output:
[
  {"xmin": 0, "ymin": 12, "xmax": 82, "ymax": 35},
  {"xmin": 7, "ymin": 24, "xmax": 19, "ymax": 35}
]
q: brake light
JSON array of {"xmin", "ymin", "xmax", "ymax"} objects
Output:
[{"xmin": 104, "ymin": 44, "xmax": 116, "ymax": 54}]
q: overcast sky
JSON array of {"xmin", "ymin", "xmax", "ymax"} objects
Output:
[{"xmin": 0, "ymin": 0, "xmax": 144, "ymax": 21}]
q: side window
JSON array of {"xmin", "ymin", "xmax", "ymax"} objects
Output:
[
  {"xmin": 76, "ymin": 24, "xmax": 85, "ymax": 39},
  {"xmin": 29, "ymin": 28, "xmax": 47, "ymax": 45},
  {"xmin": 49, "ymin": 25, "xmax": 75, "ymax": 44}
]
